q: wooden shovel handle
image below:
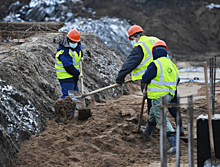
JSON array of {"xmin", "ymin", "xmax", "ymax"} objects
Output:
[
  {"xmin": 80, "ymin": 60, "xmax": 84, "ymax": 93},
  {"xmin": 137, "ymin": 84, "xmax": 148, "ymax": 132},
  {"xmin": 81, "ymin": 79, "xmax": 133, "ymax": 98},
  {"xmin": 204, "ymin": 62, "xmax": 215, "ymax": 153}
]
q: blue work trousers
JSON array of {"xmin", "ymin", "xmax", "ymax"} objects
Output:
[{"xmin": 60, "ymin": 82, "xmax": 78, "ymax": 99}]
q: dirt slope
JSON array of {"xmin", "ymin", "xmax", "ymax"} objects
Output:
[
  {"xmin": 0, "ymin": 32, "xmax": 129, "ymax": 166},
  {"xmin": 9, "ymin": 81, "xmax": 220, "ymax": 166}
]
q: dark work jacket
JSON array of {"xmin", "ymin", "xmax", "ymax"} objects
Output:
[{"xmin": 116, "ymin": 45, "xmax": 144, "ymax": 84}]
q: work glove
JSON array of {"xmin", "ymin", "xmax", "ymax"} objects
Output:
[
  {"xmin": 116, "ymin": 77, "xmax": 124, "ymax": 84},
  {"xmin": 143, "ymin": 89, "xmax": 147, "ymax": 97}
]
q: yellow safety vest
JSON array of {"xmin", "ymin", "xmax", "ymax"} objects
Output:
[
  {"xmin": 147, "ymin": 57, "xmax": 178, "ymax": 99},
  {"xmin": 131, "ymin": 36, "xmax": 159, "ymax": 81},
  {"xmin": 55, "ymin": 49, "xmax": 81, "ymax": 79}
]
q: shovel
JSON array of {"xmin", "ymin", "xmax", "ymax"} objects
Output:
[
  {"xmin": 68, "ymin": 79, "xmax": 133, "ymax": 103},
  {"xmin": 80, "ymin": 57, "xmax": 84, "ymax": 94},
  {"xmin": 79, "ymin": 57, "xmax": 87, "ymax": 107},
  {"xmin": 203, "ymin": 62, "xmax": 220, "ymax": 167}
]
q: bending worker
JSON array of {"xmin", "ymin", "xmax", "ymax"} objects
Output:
[
  {"xmin": 55, "ymin": 29, "xmax": 83, "ymax": 119},
  {"xmin": 141, "ymin": 40, "xmax": 181, "ymax": 154},
  {"xmin": 115, "ymin": 25, "xmax": 184, "ymax": 136}
]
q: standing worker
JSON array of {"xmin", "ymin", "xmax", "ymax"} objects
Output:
[
  {"xmin": 115, "ymin": 25, "xmax": 184, "ymax": 136},
  {"xmin": 141, "ymin": 40, "xmax": 181, "ymax": 154},
  {"xmin": 55, "ymin": 29, "xmax": 83, "ymax": 120}
]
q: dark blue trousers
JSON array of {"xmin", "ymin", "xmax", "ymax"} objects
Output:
[{"xmin": 60, "ymin": 82, "xmax": 79, "ymax": 99}]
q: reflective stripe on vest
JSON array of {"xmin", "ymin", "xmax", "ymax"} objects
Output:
[
  {"xmin": 131, "ymin": 36, "xmax": 159, "ymax": 81},
  {"xmin": 147, "ymin": 57, "xmax": 177, "ymax": 99},
  {"xmin": 70, "ymin": 49, "xmax": 80, "ymax": 71},
  {"xmin": 150, "ymin": 59, "xmax": 178, "ymax": 86},
  {"xmin": 55, "ymin": 49, "xmax": 81, "ymax": 79}
]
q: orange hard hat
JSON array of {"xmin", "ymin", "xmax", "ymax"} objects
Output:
[
  {"xmin": 67, "ymin": 29, "xmax": 80, "ymax": 42},
  {"xmin": 152, "ymin": 40, "xmax": 168, "ymax": 53},
  {"xmin": 127, "ymin": 25, "xmax": 144, "ymax": 39}
]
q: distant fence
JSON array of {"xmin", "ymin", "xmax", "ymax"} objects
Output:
[{"xmin": 0, "ymin": 22, "xmax": 64, "ymax": 39}]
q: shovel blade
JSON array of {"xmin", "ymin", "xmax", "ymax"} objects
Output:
[
  {"xmin": 68, "ymin": 90, "xmax": 83, "ymax": 103},
  {"xmin": 204, "ymin": 157, "xmax": 220, "ymax": 167}
]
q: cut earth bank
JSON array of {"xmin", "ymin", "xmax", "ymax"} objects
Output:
[{"xmin": 0, "ymin": 32, "xmax": 128, "ymax": 166}]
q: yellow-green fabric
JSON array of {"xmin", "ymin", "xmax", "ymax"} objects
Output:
[
  {"xmin": 55, "ymin": 49, "xmax": 81, "ymax": 79},
  {"xmin": 147, "ymin": 57, "xmax": 178, "ymax": 99},
  {"xmin": 170, "ymin": 60, "xmax": 179, "ymax": 76},
  {"xmin": 131, "ymin": 36, "xmax": 159, "ymax": 81}
]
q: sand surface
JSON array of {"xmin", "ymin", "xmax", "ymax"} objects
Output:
[{"xmin": 10, "ymin": 81, "xmax": 220, "ymax": 167}]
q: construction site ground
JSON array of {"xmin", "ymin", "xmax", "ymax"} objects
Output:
[{"xmin": 10, "ymin": 81, "xmax": 220, "ymax": 167}]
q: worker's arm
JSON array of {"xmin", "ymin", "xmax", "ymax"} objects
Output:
[
  {"xmin": 142, "ymin": 62, "xmax": 157, "ymax": 84},
  {"xmin": 116, "ymin": 46, "xmax": 144, "ymax": 84},
  {"xmin": 59, "ymin": 54, "xmax": 80, "ymax": 79},
  {"xmin": 64, "ymin": 65, "xmax": 80, "ymax": 78}
]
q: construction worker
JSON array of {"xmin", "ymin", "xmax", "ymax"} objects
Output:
[
  {"xmin": 141, "ymin": 40, "xmax": 181, "ymax": 154},
  {"xmin": 116, "ymin": 25, "xmax": 184, "ymax": 136},
  {"xmin": 55, "ymin": 29, "xmax": 83, "ymax": 120}
]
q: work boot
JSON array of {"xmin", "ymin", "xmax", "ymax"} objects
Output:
[
  {"xmin": 141, "ymin": 120, "xmax": 156, "ymax": 138},
  {"xmin": 175, "ymin": 116, "xmax": 185, "ymax": 136},
  {"xmin": 55, "ymin": 118, "xmax": 69, "ymax": 125},
  {"xmin": 167, "ymin": 133, "xmax": 182, "ymax": 155},
  {"xmin": 55, "ymin": 118, "xmax": 63, "ymax": 123}
]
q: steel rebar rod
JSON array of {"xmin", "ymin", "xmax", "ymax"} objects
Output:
[
  {"xmin": 160, "ymin": 96, "xmax": 167, "ymax": 167},
  {"xmin": 209, "ymin": 58, "xmax": 213, "ymax": 115},
  {"xmin": 213, "ymin": 56, "xmax": 217, "ymax": 114},
  {"xmin": 211, "ymin": 57, "xmax": 214, "ymax": 115},
  {"xmin": 176, "ymin": 95, "xmax": 180, "ymax": 167},
  {"xmin": 188, "ymin": 95, "xmax": 194, "ymax": 167}
]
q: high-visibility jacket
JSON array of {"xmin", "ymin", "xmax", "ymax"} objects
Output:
[
  {"xmin": 131, "ymin": 36, "xmax": 159, "ymax": 81},
  {"xmin": 55, "ymin": 49, "xmax": 81, "ymax": 79},
  {"xmin": 147, "ymin": 57, "xmax": 178, "ymax": 99}
]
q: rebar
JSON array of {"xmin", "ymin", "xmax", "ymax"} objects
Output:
[
  {"xmin": 176, "ymin": 95, "xmax": 180, "ymax": 167},
  {"xmin": 160, "ymin": 94, "xmax": 194, "ymax": 166},
  {"xmin": 213, "ymin": 56, "xmax": 217, "ymax": 114},
  {"xmin": 209, "ymin": 58, "xmax": 213, "ymax": 115},
  {"xmin": 160, "ymin": 96, "xmax": 167, "ymax": 167},
  {"xmin": 188, "ymin": 95, "xmax": 194, "ymax": 167}
]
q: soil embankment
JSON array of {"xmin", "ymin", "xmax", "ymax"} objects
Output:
[{"xmin": 0, "ymin": 32, "xmax": 129, "ymax": 166}]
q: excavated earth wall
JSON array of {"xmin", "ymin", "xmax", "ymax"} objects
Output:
[{"xmin": 0, "ymin": 32, "xmax": 129, "ymax": 166}]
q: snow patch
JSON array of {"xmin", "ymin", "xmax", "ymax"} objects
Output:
[{"xmin": 206, "ymin": 3, "xmax": 220, "ymax": 10}]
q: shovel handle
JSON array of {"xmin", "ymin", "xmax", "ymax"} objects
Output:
[
  {"xmin": 137, "ymin": 84, "xmax": 148, "ymax": 132},
  {"xmin": 80, "ymin": 60, "xmax": 84, "ymax": 93},
  {"xmin": 81, "ymin": 79, "xmax": 133, "ymax": 98},
  {"xmin": 204, "ymin": 62, "xmax": 215, "ymax": 153}
]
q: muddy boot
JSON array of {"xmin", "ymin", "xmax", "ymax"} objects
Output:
[
  {"xmin": 141, "ymin": 120, "xmax": 156, "ymax": 138},
  {"xmin": 55, "ymin": 118, "xmax": 63, "ymax": 123},
  {"xmin": 167, "ymin": 133, "xmax": 181, "ymax": 155},
  {"xmin": 175, "ymin": 116, "xmax": 185, "ymax": 136}
]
